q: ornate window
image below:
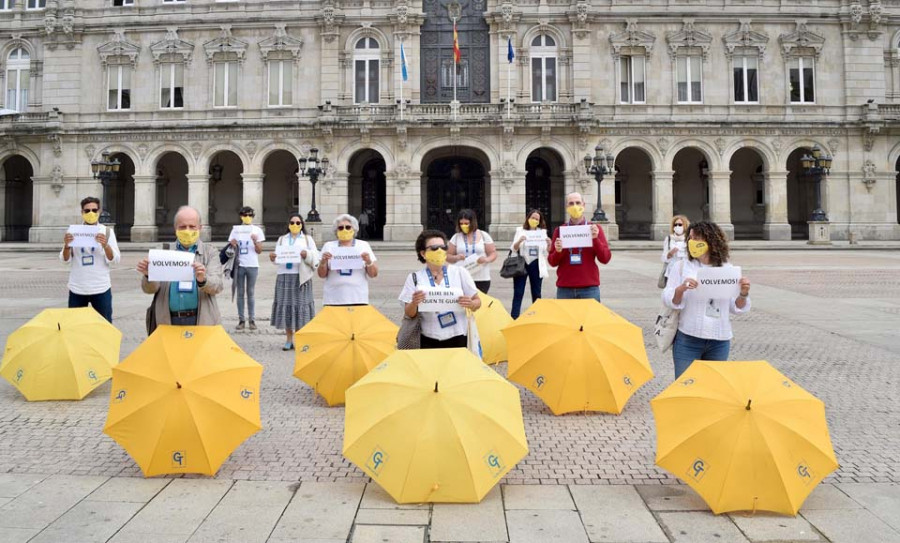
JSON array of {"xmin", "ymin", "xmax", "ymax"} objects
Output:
[
  {"xmin": 610, "ymin": 19, "xmax": 655, "ymax": 105},
  {"xmin": 259, "ymin": 25, "xmax": 303, "ymax": 108},
  {"xmin": 667, "ymin": 19, "xmax": 711, "ymax": 105},
  {"xmin": 203, "ymin": 26, "xmax": 247, "ymax": 109},
  {"xmin": 1, "ymin": 1, "xmax": 13, "ymax": 11},
  {"xmin": 733, "ymin": 56, "xmax": 759, "ymax": 103},
  {"xmin": 151, "ymin": 28, "xmax": 194, "ymax": 110},
  {"xmin": 108, "ymin": 65, "xmax": 131, "ymax": 110},
  {"xmin": 779, "ymin": 20, "xmax": 824, "ymax": 105},
  {"xmin": 213, "ymin": 62, "xmax": 237, "ymax": 107},
  {"xmin": 98, "ymin": 31, "xmax": 140, "ymax": 112},
  {"xmin": 26, "ymin": 0, "xmax": 46, "ymax": 9},
  {"xmin": 723, "ymin": 20, "xmax": 768, "ymax": 105},
  {"xmin": 788, "ymin": 57, "xmax": 815, "ymax": 103},
  {"xmin": 676, "ymin": 56, "xmax": 702, "ymax": 103},
  {"xmin": 354, "ymin": 37, "xmax": 380, "ymax": 104},
  {"xmin": 530, "ymin": 34, "xmax": 557, "ymax": 102},
  {"xmin": 619, "ymin": 56, "xmax": 645, "ymax": 104},
  {"xmin": 5, "ymin": 48, "xmax": 29, "ymax": 112}
]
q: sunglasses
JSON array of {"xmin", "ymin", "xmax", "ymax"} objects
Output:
[
  {"xmin": 83, "ymin": 208, "xmax": 99, "ymax": 213},
  {"xmin": 674, "ymin": 223, "xmax": 684, "ymax": 227},
  {"xmin": 336, "ymin": 225, "xmax": 354, "ymax": 231},
  {"xmin": 289, "ymin": 221, "xmax": 303, "ymax": 226},
  {"xmin": 426, "ymin": 244, "xmax": 448, "ymax": 252}
]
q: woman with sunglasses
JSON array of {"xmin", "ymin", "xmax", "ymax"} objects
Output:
[
  {"xmin": 447, "ymin": 209, "xmax": 497, "ymax": 293},
  {"xmin": 269, "ymin": 215, "xmax": 319, "ymax": 351},
  {"xmin": 400, "ymin": 230, "xmax": 482, "ymax": 349},
  {"xmin": 318, "ymin": 214, "xmax": 378, "ymax": 306},
  {"xmin": 660, "ymin": 215, "xmax": 690, "ymax": 288}
]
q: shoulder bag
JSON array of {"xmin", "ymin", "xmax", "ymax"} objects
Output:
[
  {"xmin": 397, "ymin": 273, "xmax": 422, "ymax": 350},
  {"xmin": 499, "ymin": 249, "xmax": 527, "ymax": 279}
]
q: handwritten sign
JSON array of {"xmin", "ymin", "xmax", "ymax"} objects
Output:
[
  {"xmin": 230, "ymin": 225, "xmax": 252, "ymax": 242},
  {"xmin": 67, "ymin": 225, "xmax": 101, "ymax": 248},
  {"xmin": 148, "ymin": 249, "xmax": 195, "ymax": 282},
  {"xmin": 275, "ymin": 244, "xmax": 303, "ymax": 264},
  {"xmin": 330, "ymin": 246, "xmax": 366, "ymax": 271},
  {"xmin": 696, "ymin": 266, "xmax": 742, "ymax": 299},
  {"xmin": 559, "ymin": 224, "xmax": 592, "ymax": 249},
  {"xmin": 417, "ymin": 287, "xmax": 464, "ymax": 313},
  {"xmin": 524, "ymin": 229, "xmax": 547, "ymax": 248},
  {"xmin": 462, "ymin": 253, "xmax": 481, "ymax": 272}
]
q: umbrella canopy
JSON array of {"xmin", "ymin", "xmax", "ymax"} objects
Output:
[
  {"xmin": 474, "ymin": 293, "xmax": 514, "ymax": 365},
  {"xmin": 502, "ymin": 299, "xmax": 653, "ymax": 415},
  {"xmin": 343, "ymin": 348, "xmax": 528, "ymax": 503},
  {"xmin": 1, "ymin": 307, "xmax": 121, "ymax": 401},
  {"xmin": 104, "ymin": 325, "xmax": 263, "ymax": 476},
  {"xmin": 651, "ymin": 360, "xmax": 839, "ymax": 515},
  {"xmin": 294, "ymin": 305, "xmax": 398, "ymax": 406}
]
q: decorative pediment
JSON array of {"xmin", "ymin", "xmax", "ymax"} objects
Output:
[
  {"xmin": 259, "ymin": 24, "xmax": 304, "ymax": 60},
  {"xmin": 722, "ymin": 19, "xmax": 769, "ymax": 59},
  {"xmin": 150, "ymin": 27, "xmax": 194, "ymax": 63},
  {"xmin": 666, "ymin": 19, "xmax": 713, "ymax": 59},
  {"xmin": 779, "ymin": 20, "xmax": 825, "ymax": 59},
  {"xmin": 609, "ymin": 19, "xmax": 655, "ymax": 58},
  {"xmin": 203, "ymin": 26, "xmax": 249, "ymax": 63},
  {"xmin": 98, "ymin": 30, "xmax": 141, "ymax": 67}
]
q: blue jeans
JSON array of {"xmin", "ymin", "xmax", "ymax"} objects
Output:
[
  {"xmin": 556, "ymin": 285, "xmax": 601, "ymax": 302},
  {"xmin": 68, "ymin": 288, "xmax": 113, "ymax": 323},
  {"xmin": 236, "ymin": 266, "xmax": 259, "ymax": 321},
  {"xmin": 672, "ymin": 330, "xmax": 731, "ymax": 379},
  {"xmin": 511, "ymin": 259, "xmax": 542, "ymax": 319}
]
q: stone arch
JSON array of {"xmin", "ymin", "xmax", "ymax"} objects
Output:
[
  {"xmin": 665, "ymin": 139, "xmax": 719, "ymax": 171},
  {"xmin": 516, "ymin": 138, "xmax": 574, "ymax": 172},
  {"xmin": 336, "ymin": 140, "xmax": 395, "ymax": 174},
  {"xmin": 0, "ymin": 37, "xmax": 38, "ymax": 66},
  {"xmin": 146, "ymin": 144, "xmax": 196, "ymax": 176},
  {"xmin": 608, "ymin": 139, "xmax": 661, "ymax": 171},
  {"xmin": 0, "ymin": 146, "xmax": 40, "ymax": 174},
  {"xmin": 778, "ymin": 137, "xmax": 831, "ymax": 167},
  {"xmin": 251, "ymin": 142, "xmax": 303, "ymax": 173},
  {"xmin": 419, "ymin": 145, "xmax": 493, "ymax": 235},
  {"xmin": 521, "ymin": 24, "xmax": 568, "ymax": 50},
  {"xmin": 344, "ymin": 26, "xmax": 391, "ymax": 53},
  {"xmin": 722, "ymin": 139, "xmax": 775, "ymax": 172},
  {"xmin": 412, "ymin": 136, "xmax": 498, "ymax": 173},
  {"xmin": 201, "ymin": 144, "xmax": 251, "ymax": 175},
  {"xmin": 92, "ymin": 144, "xmax": 143, "ymax": 175},
  {"xmin": 1, "ymin": 153, "xmax": 34, "ymax": 242}
]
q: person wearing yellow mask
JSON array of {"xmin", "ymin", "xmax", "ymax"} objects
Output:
[
  {"xmin": 662, "ymin": 221, "xmax": 752, "ymax": 379},
  {"xmin": 400, "ymin": 230, "xmax": 481, "ymax": 349},
  {"xmin": 447, "ymin": 209, "xmax": 497, "ymax": 293},
  {"xmin": 268, "ymin": 215, "xmax": 319, "ymax": 350},
  {"xmin": 137, "ymin": 206, "xmax": 224, "ymax": 331},
  {"xmin": 510, "ymin": 209, "xmax": 551, "ymax": 318},
  {"xmin": 61, "ymin": 196, "xmax": 120, "ymax": 323},
  {"xmin": 228, "ymin": 206, "xmax": 266, "ymax": 331},
  {"xmin": 548, "ymin": 192, "xmax": 611, "ymax": 301},
  {"xmin": 318, "ymin": 214, "xmax": 378, "ymax": 306}
]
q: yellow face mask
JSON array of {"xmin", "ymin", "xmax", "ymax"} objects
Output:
[
  {"xmin": 688, "ymin": 239, "xmax": 709, "ymax": 259},
  {"xmin": 337, "ymin": 228, "xmax": 355, "ymax": 241},
  {"xmin": 176, "ymin": 229, "xmax": 200, "ymax": 248},
  {"xmin": 424, "ymin": 248, "xmax": 447, "ymax": 267},
  {"xmin": 460, "ymin": 224, "xmax": 471, "ymax": 234},
  {"xmin": 82, "ymin": 212, "xmax": 99, "ymax": 225},
  {"xmin": 240, "ymin": 216, "xmax": 253, "ymax": 225},
  {"xmin": 566, "ymin": 205, "xmax": 584, "ymax": 220},
  {"xmin": 289, "ymin": 224, "xmax": 302, "ymax": 235},
  {"xmin": 528, "ymin": 218, "xmax": 540, "ymax": 229}
]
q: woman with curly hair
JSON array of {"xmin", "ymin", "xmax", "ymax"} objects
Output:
[{"xmin": 662, "ymin": 221, "xmax": 752, "ymax": 379}]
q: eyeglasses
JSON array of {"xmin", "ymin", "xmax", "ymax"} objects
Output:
[
  {"xmin": 674, "ymin": 223, "xmax": 684, "ymax": 227},
  {"xmin": 426, "ymin": 244, "xmax": 448, "ymax": 252},
  {"xmin": 83, "ymin": 208, "xmax": 99, "ymax": 213},
  {"xmin": 240, "ymin": 214, "xmax": 254, "ymax": 218},
  {"xmin": 336, "ymin": 225, "xmax": 354, "ymax": 231},
  {"xmin": 289, "ymin": 221, "xmax": 303, "ymax": 226}
]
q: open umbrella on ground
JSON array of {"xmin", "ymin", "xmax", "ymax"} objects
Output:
[
  {"xmin": 501, "ymin": 299, "xmax": 652, "ymax": 415},
  {"xmin": 343, "ymin": 348, "xmax": 528, "ymax": 503},
  {"xmin": 474, "ymin": 293, "xmax": 514, "ymax": 365},
  {"xmin": 104, "ymin": 325, "xmax": 263, "ymax": 476},
  {"xmin": 1, "ymin": 307, "xmax": 121, "ymax": 401},
  {"xmin": 294, "ymin": 305, "xmax": 398, "ymax": 406},
  {"xmin": 651, "ymin": 360, "xmax": 839, "ymax": 515}
]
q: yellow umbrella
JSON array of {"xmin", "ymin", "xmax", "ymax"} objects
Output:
[
  {"xmin": 343, "ymin": 348, "xmax": 528, "ymax": 503},
  {"xmin": 103, "ymin": 325, "xmax": 263, "ymax": 477},
  {"xmin": 294, "ymin": 305, "xmax": 398, "ymax": 406},
  {"xmin": 0, "ymin": 307, "xmax": 121, "ymax": 401},
  {"xmin": 474, "ymin": 293, "xmax": 514, "ymax": 365},
  {"xmin": 651, "ymin": 361, "xmax": 839, "ymax": 515},
  {"xmin": 501, "ymin": 299, "xmax": 653, "ymax": 415}
]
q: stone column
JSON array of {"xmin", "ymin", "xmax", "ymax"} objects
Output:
[
  {"xmin": 650, "ymin": 170, "xmax": 674, "ymax": 240},
  {"xmin": 0, "ymin": 174, "xmax": 6, "ymax": 241},
  {"xmin": 131, "ymin": 175, "xmax": 158, "ymax": 242},
  {"xmin": 187, "ymin": 173, "xmax": 212, "ymax": 241},
  {"xmin": 383, "ymin": 167, "xmax": 423, "ymax": 242},
  {"xmin": 241, "ymin": 173, "xmax": 265, "ymax": 231},
  {"xmin": 599, "ymin": 174, "xmax": 619, "ymax": 240},
  {"xmin": 708, "ymin": 171, "xmax": 734, "ymax": 240},
  {"xmin": 762, "ymin": 170, "xmax": 791, "ymax": 240},
  {"xmin": 489, "ymin": 168, "xmax": 526, "ymax": 241}
]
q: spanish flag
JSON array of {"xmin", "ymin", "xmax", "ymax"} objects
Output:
[{"xmin": 453, "ymin": 22, "xmax": 461, "ymax": 64}]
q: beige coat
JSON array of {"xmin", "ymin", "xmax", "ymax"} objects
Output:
[{"xmin": 142, "ymin": 241, "xmax": 224, "ymax": 326}]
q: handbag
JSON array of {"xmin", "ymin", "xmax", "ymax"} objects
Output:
[
  {"xmin": 654, "ymin": 306, "xmax": 680, "ymax": 352},
  {"xmin": 657, "ymin": 263, "xmax": 668, "ymax": 289},
  {"xmin": 397, "ymin": 273, "xmax": 422, "ymax": 350},
  {"xmin": 499, "ymin": 250, "xmax": 527, "ymax": 279},
  {"xmin": 145, "ymin": 292, "xmax": 159, "ymax": 336}
]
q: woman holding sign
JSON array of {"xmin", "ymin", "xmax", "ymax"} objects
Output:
[
  {"xmin": 400, "ymin": 230, "xmax": 482, "ymax": 349},
  {"xmin": 269, "ymin": 215, "xmax": 319, "ymax": 351},
  {"xmin": 317, "ymin": 214, "xmax": 378, "ymax": 306},
  {"xmin": 447, "ymin": 209, "xmax": 497, "ymax": 293},
  {"xmin": 509, "ymin": 209, "xmax": 551, "ymax": 319},
  {"xmin": 662, "ymin": 221, "xmax": 752, "ymax": 379}
]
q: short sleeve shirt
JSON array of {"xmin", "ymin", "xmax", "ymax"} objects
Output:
[
  {"xmin": 399, "ymin": 265, "xmax": 479, "ymax": 340},
  {"xmin": 321, "ymin": 240, "xmax": 377, "ymax": 305},
  {"xmin": 228, "ymin": 225, "xmax": 266, "ymax": 268},
  {"xmin": 450, "ymin": 230, "xmax": 494, "ymax": 282}
]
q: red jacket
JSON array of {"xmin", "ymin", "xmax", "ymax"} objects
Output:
[{"xmin": 548, "ymin": 222, "xmax": 612, "ymax": 288}]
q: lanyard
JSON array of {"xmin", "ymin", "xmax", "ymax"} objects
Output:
[
  {"xmin": 463, "ymin": 233, "xmax": 476, "ymax": 256},
  {"xmin": 80, "ymin": 247, "xmax": 95, "ymax": 255},
  {"xmin": 425, "ymin": 266, "xmax": 450, "ymax": 288}
]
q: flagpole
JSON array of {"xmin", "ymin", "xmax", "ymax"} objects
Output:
[
  {"xmin": 399, "ymin": 40, "xmax": 404, "ymax": 122},
  {"xmin": 453, "ymin": 18, "xmax": 458, "ymax": 122},
  {"xmin": 506, "ymin": 36, "xmax": 512, "ymax": 120}
]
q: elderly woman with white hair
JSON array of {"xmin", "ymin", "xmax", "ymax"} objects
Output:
[{"xmin": 317, "ymin": 214, "xmax": 378, "ymax": 306}]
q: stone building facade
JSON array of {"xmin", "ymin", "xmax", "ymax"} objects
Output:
[{"xmin": 1, "ymin": 0, "xmax": 900, "ymax": 243}]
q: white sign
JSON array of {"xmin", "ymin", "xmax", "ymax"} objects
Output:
[
  {"xmin": 275, "ymin": 244, "xmax": 304, "ymax": 264},
  {"xmin": 148, "ymin": 249, "xmax": 196, "ymax": 282},
  {"xmin": 524, "ymin": 229, "xmax": 547, "ymax": 247},
  {"xmin": 417, "ymin": 287, "xmax": 464, "ymax": 313},
  {"xmin": 67, "ymin": 225, "xmax": 101, "ymax": 248},
  {"xmin": 696, "ymin": 266, "xmax": 742, "ymax": 299},
  {"xmin": 559, "ymin": 224, "xmax": 593, "ymax": 249},
  {"xmin": 462, "ymin": 253, "xmax": 481, "ymax": 272},
  {"xmin": 330, "ymin": 246, "xmax": 366, "ymax": 270},
  {"xmin": 230, "ymin": 225, "xmax": 253, "ymax": 242}
]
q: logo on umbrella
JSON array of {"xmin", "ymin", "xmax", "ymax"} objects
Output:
[
  {"xmin": 114, "ymin": 389, "xmax": 127, "ymax": 402},
  {"xmin": 171, "ymin": 451, "xmax": 186, "ymax": 468},
  {"xmin": 681, "ymin": 378, "xmax": 695, "ymax": 386},
  {"xmin": 623, "ymin": 375, "xmax": 633, "ymax": 387},
  {"xmin": 183, "ymin": 331, "xmax": 194, "ymax": 339},
  {"xmin": 687, "ymin": 458, "xmax": 707, "ymax": 482},
  {"xmin": 782, "ymin": 380, "xmax": 793, "ymax": 388},
  {"xmin": 366, "ymin": 447, "xmax": 387, "ymax": 476},
  {"xmin": 240, "ymin": 387, "xmax": 254, "ymax": 400},
  {"xmin": 15, "ymin": 368, "xmax": 23, "ymax": 382},
  {"xmin": 87, "ymin": 370, "xmax": 98, "ymax": 381},
  {"xmin": 374, "ymin": 362, "xmax": 388, "ymax": 372},
  {"xmin": 535, "ymin": 375, "xmax": 545, "ymax": 389},
  {"xmin": 797, "ymin": 461, "xmax": 814, "ymax": 484},
  {"xmin": 484, "ymin": 450, "xmax": 505, "ymax": 477},
  {"xmin": 300, "ymin": 345, "xmax": 310, "ymax": 353}
]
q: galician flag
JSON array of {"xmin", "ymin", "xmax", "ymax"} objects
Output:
[
  {"xmin": 401, "ymin": 42, "xmax": 409, "ymax": 82},
  {"xmin": 453, "ymin": 22, "xmax": 461, "ymax": 64},
  {"xmin": 507, "ymin": 36, "xmax": 515, "ymax": 63}
]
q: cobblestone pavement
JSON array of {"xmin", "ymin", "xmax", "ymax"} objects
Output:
[{"xmin": 0, "ymin": 248, "xmax": 898, "ymax": 489}]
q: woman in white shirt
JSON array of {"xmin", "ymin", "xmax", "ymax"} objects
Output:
[
  {"xmin": 663, "ymin": 221, "xmax": 752, "ymax": 379},
  {"xmin": 447, "ymin": 209, "xmax": 497, "ymax": 293},
  {"xmin": 400, "ymin": 230, "xmax": 482, "ymax": 349},
  {"xmin": 317, "ymin": 214, "xmax": 378, "ymax": 306},
  {"xmin": 509, "ymin": 209, "xmax": 551, "ymax": 319},
  {"xmin": 660, "ymin": 215, "xmax": 689, "ymax": 288},
  {"xmin": 268, "ymin": 215, "xmax": 319, "ymax": 351}
]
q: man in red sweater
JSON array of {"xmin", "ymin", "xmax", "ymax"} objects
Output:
[{"xmin": 548, "ymin": 192, "xmax": 612, "ymax": 301}]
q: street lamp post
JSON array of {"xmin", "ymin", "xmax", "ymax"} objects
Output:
[
  {"xmin": 298, "ymin": 147, "xmax": 328, "ymax": 223},
  {"xmin": 800, "ymin": 145, "xmax": 833, "ymax": 222},
  {"xmin": 584, "ymin": 145, "xmax": 615, "ymax": 222},
  {"xmin": 90, "ymin": 151, "xmax": 121, "ymax": 225}
]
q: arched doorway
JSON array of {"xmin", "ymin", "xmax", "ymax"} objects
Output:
[
  {"xmin": 208, "ymin": 151, "xmax": 243, "ymax": 240},
  {"xmin": 155, "ymin": 152, "xmax": 190, "ymax": 240},
  {"xmin": 672, "ymin": 147, "xmax": 710, "ymax": 225},
  {"xmin": 421, "ymin": 147, "xmax": 490, "ymax": 236},
  {"xmin": 786, "ymin": 147, "xmax": 815, "ymax": 239},
  {"xmin": 729, "ymin": 148, "xmax": 766, "ymax": 239},
  {"xmin": 615, "ymin": 147, "xmax": 653, "ymax": 239},
  {"xmin": 348, "ymin": 150, "xmax": 386, "ymax": 241},
  {"xmin": 108, "ymin": 153, "xmax": 135, "ymax": 241},
  {"xmin": 262, "ymin": 150, "xmax": 299, "ymax": 234},
  {"xmin": 525, "ymin": 148, "xmax": 565, "ymax": 231},
  {"xmin": 1, "ymin": 155, "xmax": 33, "ymax": 241}
]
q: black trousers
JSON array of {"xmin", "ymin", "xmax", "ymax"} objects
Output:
[{"xmin": 420, "ymin": 334, "xmax": 467, "ymax": 349}]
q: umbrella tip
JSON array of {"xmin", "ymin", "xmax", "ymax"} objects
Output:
[
  {"xmin": 746, "ymin": 399, "xmax": 752, "ymax": 410},
  {"xmin": 351, "ymin": 333, "xmax": 355, "ymax": 341},
  {"xmin": 434, "ymin": 381, "xmax": 439, "ymax": 393},
  {"xmin": 176, "ymin": 382, "xmax": 182, "ymax": 389},
  {"xmin": 57, "ymin": 323, "xmax": 61, "ymax": 331},
  {"xmin": 579, "ymin": 325, "xmax": 583, "ymax": 332}
]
